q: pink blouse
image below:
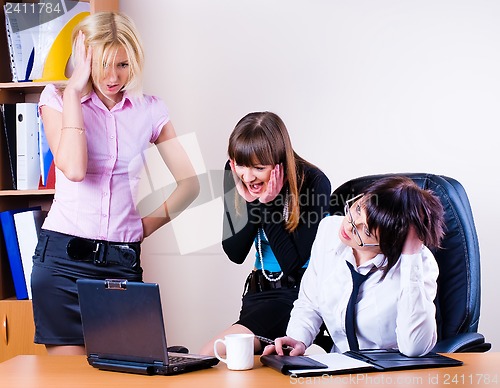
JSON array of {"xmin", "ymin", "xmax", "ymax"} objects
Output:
[{"xmin": 39, "ymin": 84, "xmax": 169, "ymax": 242}]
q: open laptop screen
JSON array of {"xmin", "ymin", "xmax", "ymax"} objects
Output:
[{"xmin": 77, "ymin": 279, "xmax": 169, "ymax": 364}]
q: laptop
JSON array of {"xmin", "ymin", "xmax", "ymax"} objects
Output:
[{"xmin": 76, "ymin": 278, "xmax": 219, "ymax": 375}]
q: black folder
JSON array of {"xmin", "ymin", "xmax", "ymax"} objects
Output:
[
  {"xmin": 259, "ymin": 355, "xmax": 330, "ymax": 374},
  {"xmin": 344, "ymin": 349, "xmax": 463, "ymax": 371},
  {"xmin": 261, "ymin": 349, "xmax": 463, "ymax": 376}
]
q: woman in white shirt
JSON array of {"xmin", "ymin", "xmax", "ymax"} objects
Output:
[{"xmin": 262, "ymin": 176, "xmax": 445, "ymax": 357}]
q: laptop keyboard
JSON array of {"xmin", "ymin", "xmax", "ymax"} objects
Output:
[{"xmin": 168, "ymin": 355, "xmax": 196, "ymax": 365}]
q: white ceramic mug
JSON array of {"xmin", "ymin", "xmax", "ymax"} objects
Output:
[{"xmin": 213, "ymin": 333, "xmax": 254, "ymax": 370}]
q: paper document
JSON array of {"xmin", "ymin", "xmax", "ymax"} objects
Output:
[{"xmin": 288, "ymin": 353, "xmax": 372, "ymax": 375}]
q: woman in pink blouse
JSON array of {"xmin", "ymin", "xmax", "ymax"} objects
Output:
[{"xmin": 31, "ymin": 12, "xmax": 199, "ymax": 355}]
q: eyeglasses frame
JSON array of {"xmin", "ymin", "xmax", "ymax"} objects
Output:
[{"xmin": 344, "ymin": 194, "xmax": 380, "ymax": 247}]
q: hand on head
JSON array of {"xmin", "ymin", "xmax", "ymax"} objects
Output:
[
  {"xmin": 401, "ymin": 225, "xmax": 424, "ymax": 255},
  {"xmin": 67, "ymin": 30, "xmax": 92, "ymax": 94}
]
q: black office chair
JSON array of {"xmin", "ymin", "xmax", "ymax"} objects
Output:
[{"xmin": 315, "ymin": 173, "xmax": 490, "ymax": 353}]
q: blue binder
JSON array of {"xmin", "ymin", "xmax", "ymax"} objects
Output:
[{"xmin": 0, "ymin": 207, "xmax": 41, "ymax": 299}]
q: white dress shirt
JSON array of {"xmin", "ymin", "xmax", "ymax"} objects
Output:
[{"xmin": 287, "ymin": 216, "xmax": 439, "ymax": 357}]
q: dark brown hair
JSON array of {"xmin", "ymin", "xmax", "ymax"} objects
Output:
[
  {"xmin": 228, "ymin": 111, "xmax": 313, "ymax": 232},
  {"xmin": 362, "ymin": 176, "xmax": 445, "ymax": 277}
]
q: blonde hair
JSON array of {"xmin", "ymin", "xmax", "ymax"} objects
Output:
[{"xmin": 72, "ymin": 12, "xmax": 145, "ymax": 96}]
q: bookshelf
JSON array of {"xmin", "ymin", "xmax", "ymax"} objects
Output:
[{"xmin": 0, "ymin": 0, "xmax": 119, "ymax": 362}]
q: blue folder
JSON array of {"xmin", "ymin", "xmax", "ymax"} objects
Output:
[{"xmin": 0, "ymin": 207, "xmax": 41, "ymax": 299}]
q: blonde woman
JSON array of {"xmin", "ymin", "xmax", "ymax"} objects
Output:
[{"xmin": 31, "ymin": 12, "xmax": 199, "ymax": 355}]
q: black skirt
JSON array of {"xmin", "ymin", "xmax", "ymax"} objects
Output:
[
  {"xmin": 235, "ymin": 286, "xmax": 299, "ymax": 342},
  {"xmin": 31, "ymin": 229, "xmax": 143, "ymax": 345}
]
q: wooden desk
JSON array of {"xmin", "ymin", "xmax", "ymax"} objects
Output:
[{"xmin": 0, "ymin": 353, "xmax": 498, "ymax": 387}]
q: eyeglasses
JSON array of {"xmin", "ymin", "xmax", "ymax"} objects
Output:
[{"xmin": 344, "ymin": 194, "xmax": 379, "ymax": 247}]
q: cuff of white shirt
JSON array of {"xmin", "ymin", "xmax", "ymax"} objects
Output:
[
  {"xmin": 400, "ymin": 249, "xmax": 424, "ymax": 283},
  {"xmin": 286, "ymin": 327, "xmax": 316, "ymax": 349}
]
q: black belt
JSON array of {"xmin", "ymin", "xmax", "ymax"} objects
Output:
[
  {"xmin": 243, "ymin": 269, "xmax": 304, "ymax": 295},
  {"xmin": 66, "ymin": 236, "xmax": 141, "ymax": 267}
]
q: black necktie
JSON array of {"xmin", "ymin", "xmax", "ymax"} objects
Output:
[{"xmin": 345, "ymin": 261, "xmax": 372, "ymax": 351}]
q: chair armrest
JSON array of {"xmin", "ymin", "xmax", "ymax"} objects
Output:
[{"xmin": 432, "ymin": 333, "xmax": 491, "ymax": 353}]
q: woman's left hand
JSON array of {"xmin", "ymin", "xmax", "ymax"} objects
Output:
[
  {"xmin": 259, "ymin": 164, "xmax": 284, "ymax": 204},
  {"xmin": 402, "ymin": 225, "xmax": 424, "ymax": 254}
]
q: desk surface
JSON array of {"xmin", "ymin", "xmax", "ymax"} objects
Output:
[{"xmin": 0, "ymin": 353, "xmax": 498, "ymax": 387}]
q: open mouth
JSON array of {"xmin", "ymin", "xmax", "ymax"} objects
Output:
[{"xmin": 246, "ymin": 182, "xmax": 264, "ymax": 195}]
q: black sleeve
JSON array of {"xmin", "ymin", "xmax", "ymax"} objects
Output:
[
  {"xmin": 261, "ymin": 166, "xmax": 331, "ymax": 276},
  {"xmin": 221, "ymin": 160, "xmax": 260, "ymax": 264},
  {"xmin": 221, "ymin": 161, "xmax": 331, "ymax": 274}
]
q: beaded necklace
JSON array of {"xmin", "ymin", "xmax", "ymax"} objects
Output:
[{"xmin": 257, "ymin": 189, "xmax": 289, "ymax": 282}]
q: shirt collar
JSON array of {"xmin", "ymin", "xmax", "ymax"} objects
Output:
[
  {"xmin": 362, "ymin": 253, "xmax": 387, "ymax": 271},
  {"xmin": 82, "ymin": 89, "xmax": 136, "ymax": 111},
  {"xmin": 338, "ymin": 244, "xmax": 387, "ymax": 275}
]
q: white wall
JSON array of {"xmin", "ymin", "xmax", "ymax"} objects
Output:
[{"xmin": 120, "ymin": 0, "xmax": 499, "ymax": 352}]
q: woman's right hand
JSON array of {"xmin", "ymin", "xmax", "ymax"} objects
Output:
[
  {"xmin": 229, "ymin": 159, "xmax": 259, "ymax": 203},
  {"xmin": 261, "ymin": 336, "xmax": 306, "ymax": 356},
  {"xmin": 258, "ymin": 164, "xmax": 284, "ymax": 204},
  {"xmin": 66, "ymin": 30, "xmax": 92, "ymax": 95}
]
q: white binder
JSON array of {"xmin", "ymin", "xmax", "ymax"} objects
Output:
[{"xmin": 16, "ymin": 103, "xmax": 40, "ymax": 190}]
